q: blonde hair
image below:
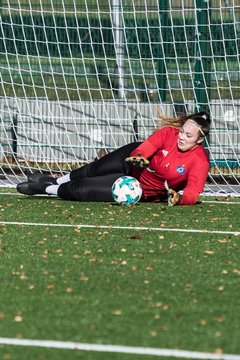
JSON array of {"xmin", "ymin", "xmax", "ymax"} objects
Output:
[
  {"xmin": 158, "ymin": 111, "xmax": 187, "ymax": 128},
  {"xmin": 158, "ymin": 111, "xmax": 211, "ymax": 137}
]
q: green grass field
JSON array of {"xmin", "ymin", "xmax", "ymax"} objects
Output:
[{"xmin": 0, "ymin": 190, "xmax": 240, "ymax": 360}]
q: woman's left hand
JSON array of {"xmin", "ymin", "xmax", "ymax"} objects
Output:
[{"xmin": 167, "ymin": 189, "xmax": 182, "ymax": 206}]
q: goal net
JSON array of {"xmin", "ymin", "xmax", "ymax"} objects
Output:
[{"xmin": 0, "ymin": 0, "xmax": 239, "ymax": 195}]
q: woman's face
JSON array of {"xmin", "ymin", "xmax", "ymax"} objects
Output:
[{"xmin": 177, "ymin": 119, "xmax": 203, "ymax": 152}]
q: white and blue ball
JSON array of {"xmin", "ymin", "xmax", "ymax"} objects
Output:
[{"xmin": 111, "ymin": 176, "xmax": 142, "ymax": 205}]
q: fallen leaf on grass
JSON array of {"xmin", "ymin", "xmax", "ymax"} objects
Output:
[
  {"xmin": 14, "ymin": 315, "xmax": 23, "ymax": 322},
  {"xmin": 233, "ymin": 269, "xmax": 240, "ymax": 275},
  {"xmin": 161, "ymin": 325, "xmax": 168, "ymax": 332},
  {"xmin": 72, "ymin": 255, "xmax": 81, "ymax": 259},
  {"xmin": 215, "ymin": 196, "xmax": 230, "ymax": 202},
  {"xmin": 199, "ymin": 319, "xmax": 207, "ymax": 326},
  {"xmin": 215, "ymin": 316, "xmax": 225, "ymax": 323},
  {"xmin": 217, "ymin": 239, "xmax": 229, "ymax": 243},
  {"xmin": 66, "ymin": 288, "xmax": 73, "ymax": 293},
  {"xmin": 146, "ymin": 266, "xmax": 154, "ymax": 271},
  {"xmin": 131, "ymin": 265, "xmax": 138, "ymax": 272},
  {"xmin": 84, "ymin": 249, "xmax": 91, "ymax": 255},
  {"xmin": 46, "ymin": 284, "xmax": 55, "ymax": 289},
  {"xmin": 204, "ymin": 250, "xmax": 215, "ymax": 254},
  {"xmin": 210, "ymin": 217, "xmax": 219, "ymax": 222},
  {"xmin": 80, "ymin": 275, "xmax": 89, "ymax": 282},
  {"xmin": 150, "ymin": 330, "xmax": 158, "ymax": 337},
  {"xmin": 54, "ymin": 248, "xmax": 63, "ymax": 253},
  {"xmin": 128, "ymin": 235, "xmax": 142, "ymax": 239},
  {"xmin": 89, "ymin": 257, "xmax": 101, "ymax": 264},
  {"xmin": 112, "ymin": 309, "xmax": 123, "ymax": 315}
]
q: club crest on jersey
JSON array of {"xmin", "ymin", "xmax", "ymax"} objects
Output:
[{"xmin": 176, "ymin": 165, "xmax": 186, "ymax": 175}]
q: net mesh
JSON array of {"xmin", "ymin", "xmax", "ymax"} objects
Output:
[{"xmin": 0, "ymin": 0, "xmax": 239, "ymax": 195}]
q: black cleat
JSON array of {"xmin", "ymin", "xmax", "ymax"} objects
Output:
[
  {"xmin": 28, "ymin": 172, "xmax": 57, "ymax": 184},
  {"xmin": 17, "ymin": 181, "xmax": 52, "ymax": 196}
]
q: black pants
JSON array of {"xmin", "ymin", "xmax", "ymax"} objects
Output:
[{"xmin": 57, "ymin": 142, "xmax": 141, "ymax": 201}]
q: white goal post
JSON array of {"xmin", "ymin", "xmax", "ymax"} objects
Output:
[{"xmin": 0, "ymin": 0, "xmax": 239, "ymax": 195}]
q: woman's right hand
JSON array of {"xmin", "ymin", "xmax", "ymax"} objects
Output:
[{"xmin": 125, "ymin": 155, "xmax": 149, "ymax": 169}]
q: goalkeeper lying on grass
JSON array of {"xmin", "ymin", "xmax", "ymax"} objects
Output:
[{"xmin": 17, "ymin": 111, "xmax": 211, "ymax": 206}]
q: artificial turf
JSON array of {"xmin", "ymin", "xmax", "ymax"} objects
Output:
[{"xmin": 0, "ymin": 192, "xmax": 239, "ymax": 359}]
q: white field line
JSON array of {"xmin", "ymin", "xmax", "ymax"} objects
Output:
[
  {"xmin": 0, "ymin": 221, "xmax": 240, "ymax": 236},
  {"xmin": 1, "ymin": 193, "xmax": 240, "ymax": 205},
  {"xmin": 201, "ymin": 201, "xmax": 240, "ymax": 204},
  {"xmin": 0, "ymin": 338, "xmax": 239, "ymax": 360}
]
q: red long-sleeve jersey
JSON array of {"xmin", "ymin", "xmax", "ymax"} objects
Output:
[{"xmin": 130, "ymin": 127, "xmax": 210, "ymax": 205}]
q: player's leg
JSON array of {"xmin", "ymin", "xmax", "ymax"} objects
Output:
[
  {"xmin": 27, "ymin": 142, "xmax": 141, "ymax": 185},
  {"xmin": 17, "ymin": 172, "xmax": 122, "ymax": 200},
  {"xmin": 28, "ymin": 142, "xmax": 141, "ymax": 185},
  {"xmin": 70, "ymin": 142, "xmax": 141, "ymax": 181},
  {"xmin": 57, "ymin": 173, "xmax": 123, "ymax": 201}
]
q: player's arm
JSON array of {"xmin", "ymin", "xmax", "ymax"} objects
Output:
[
  {"xmin": 125, "ymin": 140, "xmax": 157, "ymax": 169},
  {"xmin": 128, "ymin": 139, "xmax": 157, "ymax": 159},
  {"xmin": 179, "ymin": 161, "xmax": 209, "ymax": 205},
  {"xmin": 165, "ymin": 159, "xmax": 209, "ymax": 206},
  {"xmin": 125, "ymin": 154, "xmax": 150, "ymax": 169},
  {"xmin": 125, "ymin": 128, "xmax": 168, "ymax": 168}
]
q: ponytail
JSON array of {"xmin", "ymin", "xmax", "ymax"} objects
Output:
[{"xmin": 158, "ymin": 110, "xmax": 211, "ymax": 137}]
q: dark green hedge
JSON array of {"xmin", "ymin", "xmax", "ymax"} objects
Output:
[{"xmin": 0, "ymin": 14, "xmax": 238, "ymax": 58}]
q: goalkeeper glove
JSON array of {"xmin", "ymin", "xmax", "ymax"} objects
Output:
[
  {"xmin": 167, "ymin": 189, "xmax": 182, "ymax": 206},
  {"xmin": 125, "ymin": 155, "xmax": 150, "ymax": 169}
]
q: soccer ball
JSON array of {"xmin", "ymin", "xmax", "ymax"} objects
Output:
[{"xmin": 111, "ymin": 176, "xmax": 142, "ymax": 205}]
